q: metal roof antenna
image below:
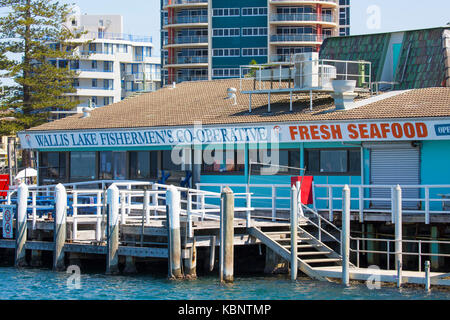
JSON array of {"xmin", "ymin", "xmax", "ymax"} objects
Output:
[{"xmin": 225, "ymin": 87, "xmax": 237, "ymax": 105}]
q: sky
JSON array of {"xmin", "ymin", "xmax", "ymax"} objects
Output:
[{"xmin": 61, "ymin": 0, "xmax": 450, "ymax": 57}]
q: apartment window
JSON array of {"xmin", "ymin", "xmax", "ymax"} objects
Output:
[
  {"xmin": 92, "ymin": 79, "xmax": 98, "ymax": 88},
  {"xmin": 104, "ymin": 79, "xmax": 113, "ymax": 90},
  {"xmin": 70, "ymin": 152, "xmax": 96, "ymax": 181},
  {"xmin": 91, "ymin": 96, "xmax": 98, "ymax": 106},
  {"xmin": 103, "ymin": 97, "xmax": 113, "ymax": 106},
  {"xmin": 305, "ymin": 149, "xmax": 361, "ymax": 176},
  {"xmin": 213, "ymin": 68, "xmax": 241, "ymax": 78},
  {"xmin": 212, "ymin": 28, "xmax": 240, "ymax": 37},
  {"xmin": 144, "ymin": 47, "xmax": 152, "ymax": 57},
  {"xmin": 212, "ymin": 8, "xmax": 240, "ymax": 17},
  {"xmin": 91, "ymin": 61, "xmax": 97, "ymax": 69},
  {"xmin": 116, "ymin": 44, "xmax": 128, "ymax": 53},
  {"xmin": 103, "ymin": 61, "xmax": 113, "ymax": 72},
  {"xmin": 70, "ymin": 60, "xmax": 80, "ymax": 70},
  {"xmin": 242, "ymin": 27, "xmax": 268, "ymax": 37},
  {"xmin": 242, "ymin": 7, "xmax": 267, "ymax": 16},
  {"xmin": 249, "ymin": 148, "xmax": 300, "ymax": 176},
  {"xmin": 88, "ymin": 43, "xmax": 97, "ymax": 53},
  {"xmin": 201, "ymin": 147, "xmax": 245, "ymax": 175},
  {"xmin": 242, "ymin": 48, "xmax": 267, "ymax": 57},
  {"xmin": 213, "ymin": 48, "xmax": 240, "ymax": 57},
  {"xmin": 72, "ymin": 79, "xmax": 79, "ymax": 88},
  {"xmin": 104, "ymin": 43, "xmax": 114, "ymax": 54}
]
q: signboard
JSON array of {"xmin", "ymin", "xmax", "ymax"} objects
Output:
[
  {"xmin": 0, "ymin": 175, "xmax": 9, "ymax": 197},
  {"xmin": 2, "ymin": 205, "xmax": 14, "ymax": 239},
  {"xmin": 18, "ymin": 119, "xmax": 450, "ymax": 150}
]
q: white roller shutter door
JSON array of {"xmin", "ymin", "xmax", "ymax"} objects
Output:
[{"xmin": 369, "ymin": 143, "xmax": 420, "ymax": 209}]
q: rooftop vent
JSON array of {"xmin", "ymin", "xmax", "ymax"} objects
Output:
[
  {"xmin": 81, "ymin": 107, "xmax": 93, "ymax": 118},
  {"xmin": 331, "ymin": 80, "xmax": 358, "ymax": 110},
  {"xmin": 225, "ymin": 87, "xmax": 237, "ymax": 105}
]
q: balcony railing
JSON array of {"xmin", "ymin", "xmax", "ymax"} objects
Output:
[
  {"xmin": 78, "ymin": 50, "xmax": 114, "ymax": 56},
  {"xmin": 168, "ymin": 15, "xmax": 208, "ymax": 25},
  {"xmin": 176, "ymin": 75, "xmax": 208, "ymax": 82},
  {"xmin": 164, "ymin": 36, "xmax": 208, "ymax": 46},
  {"xmin": 270, "ymin": 0, "xmax": 337, "ymax": 4},
  {"xmin": 270, "ymin": 13, "xmax": 334, "ymax": 23},
  {"xmin": 167, "ymin": 56, "xmax": 208, "ymax": 65},
  {"xmin": 270, "ymin": 34, "xmax": 330, "ymax": 42},
  {"xmin": 124, "ymin": 72, "xmax": 162, "ymax": 81},
  {"xmin": 81, "ymin": 32, "xmax": 152, "ymax": 43},
  {"xmin": 75, "ymin": 86, "xmax": 115, "ymax": 91},
  {"xmin": 72, "ymin": 68, "xmax": 114, "ymax": 73},
  {"xmin": 164, "ymin": 0, "xmax": 208, "ymax": 6}
]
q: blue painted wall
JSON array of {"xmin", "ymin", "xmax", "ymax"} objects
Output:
[{"xmin": 211, "ymin": 0, "xmax": 268, "ymax": 74}]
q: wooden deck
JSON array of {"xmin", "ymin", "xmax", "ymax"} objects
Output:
[{"xmin": 312, "ymin": 265, "xmax": 450, "ymax": 286}]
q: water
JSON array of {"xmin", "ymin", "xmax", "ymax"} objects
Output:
[{"xmin": 0, "ymin": 267, "xmax": 449, "ymax": 300}]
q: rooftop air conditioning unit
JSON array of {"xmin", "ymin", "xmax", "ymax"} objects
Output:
[{"xmin": 293, "ymin": 52, "xmax": 319, "ymax": 89}]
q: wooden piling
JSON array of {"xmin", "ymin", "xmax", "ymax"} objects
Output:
[
  {"xmin": 123, "ymin": 256, "xmax": 137, "ymax": 274},
  {"xmin": 290, "ymin": 185, "xmax": 298, "ymax": 281},
  {"xmin": 220, "ymin": 187, "xmax": 234, "ymax": 283},
  {"xmin": 106, "ymin": 184, "xmax": 120, "ymax": 275},
  {"xmin": 184, "ymin": 238, "xmax": 197, "ymax": 280},
  {"xmin": 342, "ymin": 185, "xmax": 351, "ymax": 287},
  {"xmin": 15, "ymin": 183, "xmax": 28, "ymax": 267},
  {"xmin": 54, "ymin": 184, "xmax": 67, "ymax": 271},
  {"xmin": 167, "ymin": 186, "xmax": 183, "ymax": 279}
]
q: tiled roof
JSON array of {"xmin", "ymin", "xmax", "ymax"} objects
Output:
[{"xmin": 27, "ymin": 79, "xmax": 450, "ymax": 132}]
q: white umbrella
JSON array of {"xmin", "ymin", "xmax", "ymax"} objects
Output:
[{"xmin": 15, "ymin": 168, "xmax": 37, "ymax": 180}]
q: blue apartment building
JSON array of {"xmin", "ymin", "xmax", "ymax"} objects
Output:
[{"xmin": 161, "ymin": 0, "xmax": 350, "ymax": 84}]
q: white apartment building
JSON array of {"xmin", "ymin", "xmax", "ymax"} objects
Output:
[{"xmin": 51, "ymin": 9, "xmax": 161, "ymax": 117}]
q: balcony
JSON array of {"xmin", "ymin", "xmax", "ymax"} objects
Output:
[
  {"xmin": 163, "ymin": 0, "xmax": 208, "ymax": 9},
  {"xmin": 163, "ymin": 36, "xmax": 208, "ymax": 48},
  {"xmin": 176, "ymin": 75, "xmax": 208, "ymax": 83},
  {"xmin": 269, "ymin": 0, "xmax": 337, "ymax": 7},
  {"xmin": 165, "ymin": 15, "xmax": 208, "ymax": 27},
  {"xmin": 80, "ymin": 32, "xmax": 152, "ymax": 43},
  {"xmin": 123, "ymin": 72, "xmax": 162, "ymax": 82},
  {"xmin": 270, "ymin": 34, "xmax": 330, "ymax": 44},
  {"xmin": 166, "ymin": 56, "xmax": 208, "ymax": 66},
  {"xmin": 270, "ymin": 13, "xmax": 336, "ymax": 25}
]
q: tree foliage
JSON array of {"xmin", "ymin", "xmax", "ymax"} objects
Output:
[{"xmin": 0, "ymin": 0, "xmax": 86, "ymax": 134}]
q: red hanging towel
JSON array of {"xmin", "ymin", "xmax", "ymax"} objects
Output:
[
  {"xmin": 291, "ymin": 176, "xmax": 314, "ymax": 205},
  {"xmin": 0, "ymin": 175, "xmax": 10, "ymax": 197}
]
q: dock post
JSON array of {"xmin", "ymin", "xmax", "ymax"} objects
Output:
[
  {"xmin": 54, "ymin": 184, "xmax": 67, "ymax": 271},
  {"xmin": 342, "ymin": 185, "xmax": 351, "ymax": 287},
  {"xmin": 430, "ymin": 226, "xmax": 440, "ymax": 270},
  {"xmin": 394, "ymin": 185, "xmax": 402, "ymax": 272},
  {"xmin": 220, "ymin": 187, "xmax": 234, "ymax": 283},
  {"xmin": 123, "ymin": 256, "xmax": 137, "ymax": 274},
  {"xmin": 15, "ymin": 183, "xmax": 28, "ymax": 267},
  {"xmin": 425, "ymin": 261, "xmax": 431, "ymax": 292},
  {"xmin": 166, "ymin": 186, "xmax": 183, "ymax": 279},
  {"xmin": 290, "ymin": 185, "xmax": 298, "ymax": 281},
  {"xmin": 106, "ymin": 184, "xmax": 120, "ymax": 275},
  {"xmin": 209, "ymin": 236, "xmax": 216, "ymax": 272},
  {"xmin": 184, "ymin": 238, "xmax": 197, "ymax": 280}
]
